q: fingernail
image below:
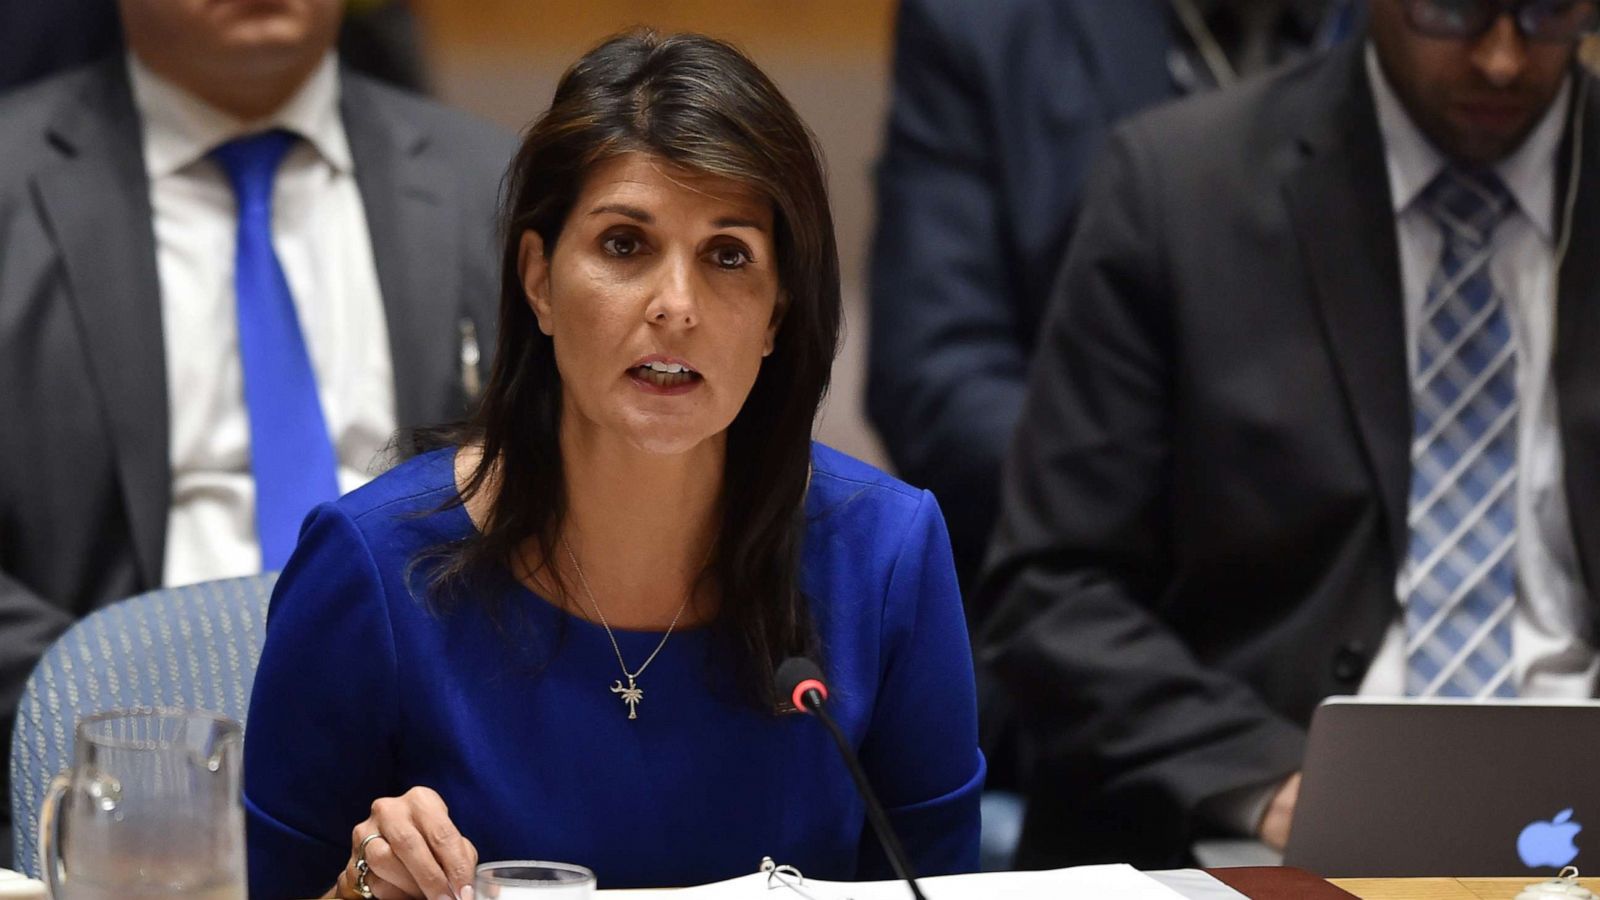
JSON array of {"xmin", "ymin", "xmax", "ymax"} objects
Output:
[{"xmin": 460, "ymin": 887, "xmax": 475, "ymax": 900}]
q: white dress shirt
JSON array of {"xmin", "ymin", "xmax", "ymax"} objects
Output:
[
  {"xmin": 129, "ymin": 53, "xmax": 397, "ymax": 588},
  {"xmin": 1358, "ymin": 48, "xmax": 1598, "ymax": 698}
]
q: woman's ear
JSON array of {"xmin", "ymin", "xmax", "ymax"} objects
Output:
[
  {"xmin": 519, "ymin": 230, "xmax": 554, "ymax": 336},
  {"xmin": 762, "ymin": 290, "xmax": 787, "ymax": 357}
]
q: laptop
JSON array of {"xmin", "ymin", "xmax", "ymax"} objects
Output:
[{"xmin": 1283, "ymin": 697, "xmax": 1600, "ymax": 878}]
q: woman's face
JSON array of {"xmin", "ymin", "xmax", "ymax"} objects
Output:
[{"xmin": 521, "ymin": 152, "xmax": 782, "ymax": 457}]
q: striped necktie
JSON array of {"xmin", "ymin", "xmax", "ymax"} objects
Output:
[
  {"xmin": 210, "ymin": 130, "xmax": 341, "ymax": 571},
  {"xmin": 1402, "ymin": 166, "xmax": 1519, "ymax": 699}
]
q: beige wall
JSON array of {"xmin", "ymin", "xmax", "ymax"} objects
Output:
[{"xmin": 411, "ymin": 0, "xmax": 899, "ymax": 469}]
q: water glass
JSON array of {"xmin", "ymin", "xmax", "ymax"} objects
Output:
[{"xmin": 473, "ymin": 861, "xmax": 596, "ymax": 898}]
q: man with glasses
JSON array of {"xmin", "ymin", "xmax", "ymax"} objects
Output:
[{"xmin": 978, "ymin": 0, "xmax": 1600, "ymax": 868}]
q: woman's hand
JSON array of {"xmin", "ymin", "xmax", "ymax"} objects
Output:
[{"xmin": 331, "ymin": 786, "xmax": 479, "ymax": 900}]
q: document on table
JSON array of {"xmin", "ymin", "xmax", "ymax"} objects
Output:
[{"xmin": 597, "ymin": 863, "xmax": 1191, "ymax": 898}]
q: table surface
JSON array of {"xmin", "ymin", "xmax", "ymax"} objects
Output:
[{"xmin": 1330, "ymin": 876, "xmax": 1600, "ymax": 899}]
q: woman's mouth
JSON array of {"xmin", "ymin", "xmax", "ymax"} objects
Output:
[{"xmin": 630, "ymin": 360, "xmax": 702, "ymax": 392}]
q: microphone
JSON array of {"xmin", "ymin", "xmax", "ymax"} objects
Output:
[{"xmin": 775, "ymin": 657, "xmax": 928, "ymax": 900}]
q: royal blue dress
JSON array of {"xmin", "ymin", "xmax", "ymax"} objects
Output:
[{"xmin": 244, "ymin": 444, "xmax": 984, "ymax": 898}]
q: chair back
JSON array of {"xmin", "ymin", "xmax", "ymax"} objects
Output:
[{"xmin": 9, "ymin": 573, "xmax": 276, "ymax": 874}]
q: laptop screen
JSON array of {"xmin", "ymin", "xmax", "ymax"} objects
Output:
[{"xmin": 1284, "ymin": 698, "xmax": 1600, "ymax": 877}]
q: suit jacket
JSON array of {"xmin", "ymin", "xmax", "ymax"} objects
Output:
[
  {"xmin": 975, "ymin": 40, "xmax": 1600, "ymax": 868},
  {"xmin": 866, "ymin": 0, "xmax": 1350, "ymax": 591},
  {"xmin": 0, "ymin": 57, "xmax": 512, "ymax": 834}
]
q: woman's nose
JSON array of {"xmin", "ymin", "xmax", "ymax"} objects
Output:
[{"xmin": 645, "ymin": 254, "xmax": 699, "ymax": 327}]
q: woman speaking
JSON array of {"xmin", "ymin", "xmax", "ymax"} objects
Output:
[{"xmin": 243, "ymin": 30, "xmax": 983, "ymax": 900}]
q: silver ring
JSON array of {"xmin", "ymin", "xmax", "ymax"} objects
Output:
[{"xmin": 353, "ymin": 832, "xmax": 384, "ymax": 898}]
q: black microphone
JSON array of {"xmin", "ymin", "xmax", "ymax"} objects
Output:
[{"xmin": 775, "ymin": 657, "xmax": 928, "ymax": 900}]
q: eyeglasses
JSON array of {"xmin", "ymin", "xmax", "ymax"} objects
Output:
[{"xmin": 1403, "ymin": 0, "xmax": 1600, "ymax": 41}]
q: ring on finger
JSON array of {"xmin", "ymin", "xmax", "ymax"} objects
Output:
[{"xmin": 353, "ymin": 831, "xmax": 384, "ymax": 898}]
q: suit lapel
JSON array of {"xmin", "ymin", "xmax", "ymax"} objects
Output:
[
  {"xmin": 340, "ymin": 73, "xmax": 461, "ymax": 429},
  {"xmin": 1283, "ymin": 46, "xmax": 1412, "ymax": 570},
  {"xmin": 1552, "ymin": 77, "xmax": 1600, "ymax": 633},
  {"xmin": 34, "ymin": 60, "xmax": 169, "ymax": 588}
]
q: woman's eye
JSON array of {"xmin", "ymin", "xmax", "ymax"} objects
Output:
[
  {"xmin": 711, "ymin": 246, "xmax": 752, "ymax": 269},
  {"xmin": 602, "ymin": 234, "xmax": 641, "ymax": 257}
]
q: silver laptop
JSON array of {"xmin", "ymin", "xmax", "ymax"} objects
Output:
[{"xmin": 1283, "ymin": 697, "xmax": 1600, "ymax": 877}]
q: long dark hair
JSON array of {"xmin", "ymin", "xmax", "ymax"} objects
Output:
[{"xmin": 429, "ymin": 30, "xmax": 841, "ymax": 707}]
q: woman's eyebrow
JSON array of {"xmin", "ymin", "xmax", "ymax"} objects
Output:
[
  {"xmin": 587, "ymin": 203, "xmax": 766, "ymax": 233},
  {"xmin": 589, "ymin": 203, "xmax": 652, "ymax": 222}
]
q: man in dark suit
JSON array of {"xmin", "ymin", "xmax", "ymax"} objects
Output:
[
  {"xmin": 867, "ymin": 0, "xmax": 1357, "ymax": 592},
  {"xmin": 979, "ymin": 0, "xmax": 1600, "ymax": 868},
  {"xmin": 0, "ymin": 0, "xmax": 509, "ymax": 861}
]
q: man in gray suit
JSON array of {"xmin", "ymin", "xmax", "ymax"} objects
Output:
[{"xmin": 0, "ymin": 0, "xmax": 510, "ymax": 859}]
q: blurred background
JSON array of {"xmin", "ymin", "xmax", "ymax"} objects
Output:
[{"xmin": 412, "ymin": 0, "xmax": 897, "ymax": 468}]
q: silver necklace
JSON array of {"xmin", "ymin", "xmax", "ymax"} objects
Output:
[{"xmin": 562, "ymin": 537, "xmax": 691, "ymax": 720}]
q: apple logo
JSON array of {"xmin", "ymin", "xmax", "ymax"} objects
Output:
[{"xmin": 1517, "ymin": 809, "xmax": 1583, "ymax": 869}]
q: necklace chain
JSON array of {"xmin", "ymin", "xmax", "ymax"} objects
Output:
[{"xmin": 561, "ymin": 536, "xmax": 690, "ymax": 682}]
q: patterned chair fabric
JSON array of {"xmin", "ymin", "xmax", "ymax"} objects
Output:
[{"xmin": 9, "ymin": 573, "xmax": 276, "ymax": 874}]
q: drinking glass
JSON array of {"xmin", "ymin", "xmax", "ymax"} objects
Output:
[
  {"xmin": 38, "ymin": 709, "xmax": 246, "ymax": 900},
  {"xmin": 473, "ymin": 861, "xmax": 596, "ymax": 898}
]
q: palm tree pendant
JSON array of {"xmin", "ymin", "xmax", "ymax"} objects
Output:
[{"xmin": 610, "ymin": 677, "xmax": 644, "ymax": 719}]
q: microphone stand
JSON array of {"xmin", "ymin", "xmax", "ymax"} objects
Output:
[{"xmin": 797, "ymin": 686, "xmax": 929, "ymax": 900}]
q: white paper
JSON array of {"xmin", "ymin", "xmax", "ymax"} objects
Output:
[
  {"xmin": 1148, "ymin": 868, "xmax": 1250, "ymax": 899},
  {"xmin": 597, "ymin": 863, "xmax": 1189, "ymax": 899}
]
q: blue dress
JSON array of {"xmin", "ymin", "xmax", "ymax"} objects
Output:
[{"xmin": 244, "ymin": 444, "xmax": 984, "ymax": 897}]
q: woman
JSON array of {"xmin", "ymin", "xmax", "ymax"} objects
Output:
[{"xmin": 244, "ymin": 30, "xmax": 983, "ymax": 900}]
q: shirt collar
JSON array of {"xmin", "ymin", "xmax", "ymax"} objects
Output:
[
  {"xmin": 127, "ymin": 51, "xmax": 353, "ymax": 180},
  {"xmin": 1365, "ymin": 43, "xmax": 1568, "ymax": 240}
]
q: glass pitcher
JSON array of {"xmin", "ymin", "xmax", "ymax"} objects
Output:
[{"xmin": 38, "ymin": 709, "xmax": 246, "ymax": 900}]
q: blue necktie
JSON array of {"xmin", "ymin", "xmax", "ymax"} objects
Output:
[
  {"xmin": 211, "ymin": 130, "xmax": 340, "ymax": 571},
  {"xmin": 1403, "ymin": 167, "xmax": 1518, "ymax": 699}
]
